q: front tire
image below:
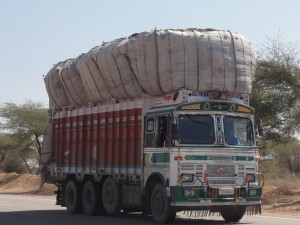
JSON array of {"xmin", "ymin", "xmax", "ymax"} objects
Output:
[
  {"xmin": 151, "ymin": 183, "xmax": 176, "ymax": 224},
  {"xmin": 65, "ymin": 180, "xmax": 82, "ymax": 213},
  {"xmin": 220, "ymin": 206, "xmax": 246, "ymax": 222},
  {"xmin": 102, "ymin": 177, "xmax": 121, "ymax": 215}
]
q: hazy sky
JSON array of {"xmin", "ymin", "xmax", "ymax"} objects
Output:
[{"xmin": 1, "ymin": 0, "xmax": 299, "ymax": 106}]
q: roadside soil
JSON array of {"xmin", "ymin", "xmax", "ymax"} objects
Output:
[
  {"xmin": 0, "ymin": 172, "xmax": 56, "ymax": 197},
  {"xmin": 0, "ymin": 172, "xmax": 299, "ymax": 216},
  {"xmin": 262, "ymin": 182, "xmax": 300, "ymax": 216}
]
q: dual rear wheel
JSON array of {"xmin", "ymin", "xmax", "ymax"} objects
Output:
[
  {"xmin": 101, "ymin": 177, "xmax": 121, "ymax": 215},
  {"xmin": 65, "ymin": 180, "xmax": 81, "ymax": 214},
  {"xmin": 64, "ymin": 178, "xmax": 121, "ymax": 216},
  {"xmin": 64, "ymin": 179, "xmax": 176, "ymax": 223},
  {"xmin": 82, "ymin": 181, "xmax": 105, "ymax": 215}
]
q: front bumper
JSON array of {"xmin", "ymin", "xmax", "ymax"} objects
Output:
[
  {"xmin": 170, "ymin": 185, "xmax": 262, "ymax": 208},
  {"xmin": 171, "ymin": 200, "xmax": 261, "ymax": 207}
]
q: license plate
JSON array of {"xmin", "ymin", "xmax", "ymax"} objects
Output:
[{"xmin": 219, "ymin": 188, "xmax": 234, "ymax": 195}]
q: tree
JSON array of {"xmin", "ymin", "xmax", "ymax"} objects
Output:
[
  {"xmin": 0, "ymin": 100, "xmax": 49, "ymax": 174},
  {"xmin": 272, "ymin": 140, "xmax": 300, "ymax": 175},
  {"xmin": 0, "ymin": 133, "xmax": 14, "ymax": 163},
  {"xmin": 251, "ymin": 35, "xmax": 300, "ymax": 143}
]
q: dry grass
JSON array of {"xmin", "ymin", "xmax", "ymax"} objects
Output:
[
  {"xmin": 260, "ymin": 160, "xmax": 300, "ymax": 215},
  {"xmin": 266, "ymin": 175, "xmax": 300, "ymax": 194}
]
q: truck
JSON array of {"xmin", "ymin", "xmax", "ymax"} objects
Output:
[{"xmin": 41, "ymin": 29, "xmax": 264, "ymax": 223}]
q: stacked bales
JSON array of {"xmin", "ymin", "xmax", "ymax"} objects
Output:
[{"xmin": 44, "ymin": 28, "xmax": 256, "ymax": 109}]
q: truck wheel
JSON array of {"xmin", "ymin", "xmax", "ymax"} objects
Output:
[
  {"xmin": 82, "ymin": 181, "xmax": 102, "ymax": 216},
  {"xmin": 102, "ymin": 177, "xmax": 121, "ymax": 215},
  {"xmin": 151, "ymin": 183, "xmax": 176, "ymax": 224},
  {"xmin": 220, "ymin": 206, "xmax": 246, "ymax": 222},
  {"xmin": 65, "ymin": 180, "xmax": 82, "ymax": 213}
]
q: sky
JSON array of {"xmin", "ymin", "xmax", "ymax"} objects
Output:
[{"xmin": 1, "ymin": 0, "xmax": 300, "ymax": 107}]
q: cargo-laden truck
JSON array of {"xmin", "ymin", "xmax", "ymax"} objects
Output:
[{"xmin": 41, "ymin": 28, "xmax": 264, "ymax": 223}]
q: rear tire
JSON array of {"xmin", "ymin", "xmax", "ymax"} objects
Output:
[
  {"xmin": 220, "ymin": 206, "xmax": 246, "ymax": 222},
  {"xmin": 102, "ymin": 177, "xmax": 121, "ymax": 215},
  {"xmin": 65, "ymin": 180, "xmax": 82, "ymax": 213},
  {"xmin": 82, "ymin": 181, "xmax": 103, "ymax": 216},
  {"xmin": 151, "ymin": 183, "xmax": 176, "ymax": 224}
]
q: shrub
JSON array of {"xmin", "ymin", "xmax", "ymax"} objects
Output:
[
  {"xmin": 273, "ymin": 142, "xmax": 300, "ymax": 175},
  {"xmin": 0, "ymin": 155, "xmax": 27, "ymax": 173}
]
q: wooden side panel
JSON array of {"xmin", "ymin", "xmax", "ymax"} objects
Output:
[
  {"xmin": 127, "ymin": 108, "xmax": 135, "ymax": 174},
  {"xmin": 70, "ymin": 111, "xmax": 77, "ymax": 173},
  {"xmin": 51, "ymin": 99, "xmax": 143, "ymax": 178},
  {"xmin": 106, "ymin": 106, "xmax": 113, "ymax": 174},
  {"xmin": 52, "ymin": 117, "xmax": 59, "ymax": 166},
  {"xmin": 84, "ymin": 109, "xmax": 91, "ymax": 173},
  {"xmin": 120, "ymin": 102, "xmax": 127, "ymax": 174},
  {"xmin": 91, "ymin": 108, "xmax": 98, "ymax": 172},
  {"xmin": 112, "ymin": 104, "xmax": 120, "ymax": 174},
  {"xmin": 98, "ymin": 106, "xmax": 106, "ymax": 171},
  {"xmin": 134, "ymin": 108, "xmax": 143, "ymax": 174},
  {"xmin": 64, "ymin": 115, "xmax": 71, "ymax": 171},
  {"xmin": 77, "ymin": 110, "xmax": 83, "ymax": 173},
  {"xmin": 59, "ymin": 116, "xmax": 64, "ymax": 167}
]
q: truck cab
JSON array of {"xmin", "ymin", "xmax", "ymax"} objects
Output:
[{"xmin": 143, "ymin": 90, "xmax": 263, "ymax": 222}]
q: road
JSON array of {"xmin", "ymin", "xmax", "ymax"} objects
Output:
[{"xmin": 0, "ymin": 194, "xmax": 300, "ymax": 225}]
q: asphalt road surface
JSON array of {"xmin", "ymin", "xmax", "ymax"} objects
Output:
[{"xmin": 1, "ymin": 194, "xmax": 300, "ymax": 225}]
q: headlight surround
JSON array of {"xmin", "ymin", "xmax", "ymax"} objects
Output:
[
  {"xmin": 249, "ymin": 189, "xmax": 257, "ymax": 196},
  {"xmin": 184, "ymin": 189, "xmax": 195, "ymax": 197},
  {"xmin": 181, "ymin": 173, "xmax": 194, "ymax": 182}
]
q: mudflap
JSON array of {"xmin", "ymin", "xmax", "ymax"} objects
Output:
[{"xmin": 182, "ymin": 204, "xmax": 261, "ymax": 218}]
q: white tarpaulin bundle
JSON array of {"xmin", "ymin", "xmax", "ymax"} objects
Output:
[{"xmin": 44, "ymin": 28, "xmax": 256, "ymax": 109}]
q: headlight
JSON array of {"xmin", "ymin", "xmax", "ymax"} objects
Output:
[
  {"xmin": 249, "ymin": 189, "xmax": 257, "ymax": 196},
  {"xmin": 181, "ymin": 173, "xmax": 194, "ymax": 182},
  {"xmin": 184, "ymin": 189, "xmax": 195, "ymax": 197}
]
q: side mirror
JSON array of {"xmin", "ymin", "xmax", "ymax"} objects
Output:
[
  {"xmin": 256, "ymin": 120, "xmax": 264, "ymax": 137},
  {"xmin": 258, "ymin": 127, "xmax": 264, "ymax": 137}
]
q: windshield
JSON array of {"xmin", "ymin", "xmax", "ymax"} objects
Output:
[
  {"xmin": 177, "ymin": 115, "xmax": 215, "ymax": 144},
  {"xmin": 223, "ymin": 116, "xmax": 254, "ymax": 146}
]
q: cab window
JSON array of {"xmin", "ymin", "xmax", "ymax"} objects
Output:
[
  {"xmin": 223, "ymin": 116, "xmax": 254, "ymax": 146},
  {"xmin": 144, "ymin": 116, "xmax": 168, "ymax": 147},
  {"xmin": 177, "ymin": 115, "xmax": 215, "ymax": 145}
]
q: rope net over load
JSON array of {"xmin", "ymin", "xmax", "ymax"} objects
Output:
[{"xmin": 44, "ymin": 28, "xmax": 256, "ymax": 109}]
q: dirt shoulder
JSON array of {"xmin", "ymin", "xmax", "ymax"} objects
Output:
[
  {"xmin": 0, "ymin": 172, "xmax": 56, "ymax": 196},
  {"xmin": 0, "ymin": 172, "xmax": 299, "ymax": 216},
  {"xmin": 262, "ymin": 184, "xmax": 300, "ymax": 216}
]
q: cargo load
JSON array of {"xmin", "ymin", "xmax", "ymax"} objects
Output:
[{"xmin": 44, "ymin": 28, "xmax": 256, "ymax": 109}]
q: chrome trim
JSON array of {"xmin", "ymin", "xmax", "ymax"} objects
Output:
[{"xmin": 171, "ymin": 201, "xmax": 261, "ymax": 207}]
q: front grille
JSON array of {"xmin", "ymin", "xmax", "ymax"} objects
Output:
[
  {"xmin": 246, "ymin": 167, "xmax": 256, "ymax": 173},
  {"xmin": 208, "ymin": 179, "xmax": 236, "ymax": 185},
  {"xmin": 238, "ymin": 165, "xmax": 245, "ymax": 177},
  {"xmin": 181, "ymin": 164, "xmax": 194, "ymax": 171},
  {"xmin": 180, "ymin": 163, "xmax": 249, "ymax": 186},
  {"xmin": 207, "ymin": 165, "xmax": 235, "ymax": 177},
  {"xmin": 180, "ymin": 164, "xmax": 203, "ymax": 177}
]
